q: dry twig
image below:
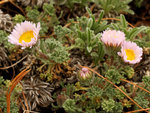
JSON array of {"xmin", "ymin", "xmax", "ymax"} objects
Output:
[
  {"xmin": 0, "ymin": 0, "xmax": 9, "ymax": 5},
  {"xmin": 22, "ymin": 91, "xmax": 29, "ymax": 113},
  {"xmin": 121, "ymin": 79, "xmax": 150, "ymax": 94},
  {"xmin": 0, "ymin": 55, "xmax": 28, "ymax": 70},
  {"xmin": 0, "ymin": 108, "xmax": 3, "ymax": 113},
  {"xmin": 6, "ymin": 67, "xmax": 30, "ymax": 113},
  {"xmin": 8, "ymin": 0, "xmax": 26, "ymax": 16},
  {"xmin": 125, "ymin": 108, "xmax": 150, "ymax": 113},
  {"xmin": 18, "ymin": 97, "xmax": 26, "ymax": 112}
]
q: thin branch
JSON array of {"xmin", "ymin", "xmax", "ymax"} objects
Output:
[
  {"xmin": 0, "ymin": 108, "xmax": 3, "ymax": 113},
  {"xmin": 22, "ymin": 91, "xmax": 29, "ymax": 113},
  {"xmin": 10, "ymin": 67, "xmax": 29, "ymax": 86},
  {"xmin": 0, "ymin": 55, "xmax": 28, "ymax": 70},
  {"xmin": 0, "ymin": 0, "xmax": 25, "ymax": 16},
  {"xmin": 23, "ymin": 110, "xmax": 40, "ymax": 113},
  {"xmin": 126, "ymin": 108, "xmax": 150, "ymax": 113},
  {"xmin": 0, "ymin": 0, "xmax": 9, "ymax": 5},
  {"xmin": 8, "ymin": 0, "xmax": 26, "ymax": 16},
  {"xmin": 19, "ymin": 97, "xmax": 26, "ymax": 112},
  {"xmin": 6, "ymin": 68, "xmax": 30, "ymax": 113},
  {"xmin": 121, "ymin": 79, "xmax": 150, "ymax": 94},
  {"xmin": 64, "ymin": 21, "xmax": 79, "ymax": 28},
  {"xmin": 102, "ymin": 18, "xmax": 135, "ymax": 28}
]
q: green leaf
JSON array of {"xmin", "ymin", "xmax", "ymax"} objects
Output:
[
  {"xmin": 0, "ymin": 30, "xmax": 14, "ymax": 50},
  {"xmin": 105, "ymin": 69, "xmax": 123, "ymax": 84},
  {"xmin": 94, "ymin": 21, "xmax": 108, "ymax": 33},
  {"xmin": 111, "ymin": 23, "xmax": 120, "ymax": 30},
  {"xmin": 39, "ymin": 38, "xmax": 69, "ymax": 64},
  {"xmin": 87, "ymin": 18, "xmax": 93, "ymax": 28},
  {"xmin": 87, "ymin": 46, "xmax": 92, "ymax": 53},
  {"xmin": 78, "ymin": 30, "xmax": 86, "ymax": 41},
  {"xmin": 86, "ymin": 28, "xmax": 91, "ymax": 45},
  {"xmin": 75, "ymin": 38, "xmax": 85, "ymax": 47},
  {"xmin": 40, "ymin": 39, "xmax": 45, "ymax": 53},
  {"xmin": 97, "ymin": 10, "xmax": 104, "ymax": 24},
  {"xmin": 142, "ymin": 76, "xmax": 150, "ymax": 86},
  {"xmin": 120, "ymin": 14, "xmax": 127, "ymax": 28},
  {"xmin": 101, "ymin": 99, "xmax": 115, "ymax": 112},
  {"xmin": 63, "ymin": 99, "xmax": 82, "ymax": 113},
  {"xmin": 91, "ymin": 52, "xmax": 98, "ymax": 57},
  {"xmin": 127, "ymin": 26, "xmax": 147, "ymax": 40},
  {"xmin": 134, "ymin": 94, "xmax": 149, "ymax": 109},
  {"xmin": 98, "ymin": 42, "xmax": 105, "ymax": 60},
  {"xmin": 113, "ymin": 102, "xmax": 123, "ymax": 113},
  {"xmin": 91, "ymin": 15, "xmax": 96, "ymax": 26},
  {"xmin": 95, "ymin": 33, "xmax": 101, "ymax": 39},
  {"xmin": 13, "ymin": 14, "xmax": 25, "ymax": 24},
  {"xmin": 86, "ymin": 7, "xmax": 92, "ymax": 15},
  {"xmin": 43, "ymin": 3, "xmax": 55, "ymax": 16}
]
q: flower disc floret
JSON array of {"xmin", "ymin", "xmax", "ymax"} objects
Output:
[
  {"xmin": 8, "ymin": 21, "xmax": 40, "ymax": 49},
  {"xmin": 101, "ymin": 30, "xmax": 125, "ymax": 47},
  {"xmin": 118, "ymin": 41, "xmax": 143, "ymax": 64}
]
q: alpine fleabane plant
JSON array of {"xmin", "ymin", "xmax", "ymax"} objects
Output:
[
  {"xmin": 118, "ymin": 41, "xmax": 143, "ymax": 64},
  {"xmin": 8, "ymin": 21, "xmax": 40, "ymax": 49},
  {"xmin": 101, "ymin": 30, "xmax": 125, "ymax": 47}
]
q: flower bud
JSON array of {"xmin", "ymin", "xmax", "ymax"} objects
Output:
[{"xmin": 78, "ymin": 68, "xmax": 92, "ymax": 80}]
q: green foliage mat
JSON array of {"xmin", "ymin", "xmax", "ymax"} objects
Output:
[{"xmin": 0, "ymin": 0, "xmax": 150, "ymax": 113}]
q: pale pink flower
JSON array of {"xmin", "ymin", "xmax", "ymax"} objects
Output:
[
  {"xmin": 118, "ymin": 41, "xmax": 143, "ymax": 64},
  {"xmin": 101, "ymin": 30, "xmax": 125, "ymax": 47},
  {"xmin": 8, "ymin": 21, "xmax": 40, "ymax": 49}
]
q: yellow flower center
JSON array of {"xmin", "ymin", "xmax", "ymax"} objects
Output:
[
  {"xmin": 114, "ymin": 35, "xmax": 118, "ymax": 38},
  {"xmin": 19, "ymin": 31, "xmax": 35, "ymax": 44},
  {"xmin": 125, "ymin": 49, "xmax": 135, "ymax": 61}
]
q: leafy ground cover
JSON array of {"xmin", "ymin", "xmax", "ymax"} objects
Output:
[{"xmin": 0, "ymin": 0, "xmax": 150, "ymax": 113}]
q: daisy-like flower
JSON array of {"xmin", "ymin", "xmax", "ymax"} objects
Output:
[
  {"xmin": 118, "ymin": 41, "xmax": 143, "ymax": 64},
  {"xmin": 8, "ymin": 21, "xmax": 40, "ymax": 49},
  {"xmin": 101, "ymin": 30, "xmax": 125, "ymax": 47}
]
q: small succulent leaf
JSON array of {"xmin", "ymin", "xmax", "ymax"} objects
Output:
[
  {"xmin": 127, "ymin": 26, "xmax": 147, "ymax": 40},
  {"xmin": 120, "ymin": 14, "xmax": 127, "ymax": 28},
  {"xmin": 97, "ymin": 10, "xmax": 104, "ymax": 24},
  {"xmin": 87, "ymin": 18, "xmax": 93, "ymax": 28},
  {"xmin": 86, "ymin": 7, "xmax": 92, "ymax": 15}
]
